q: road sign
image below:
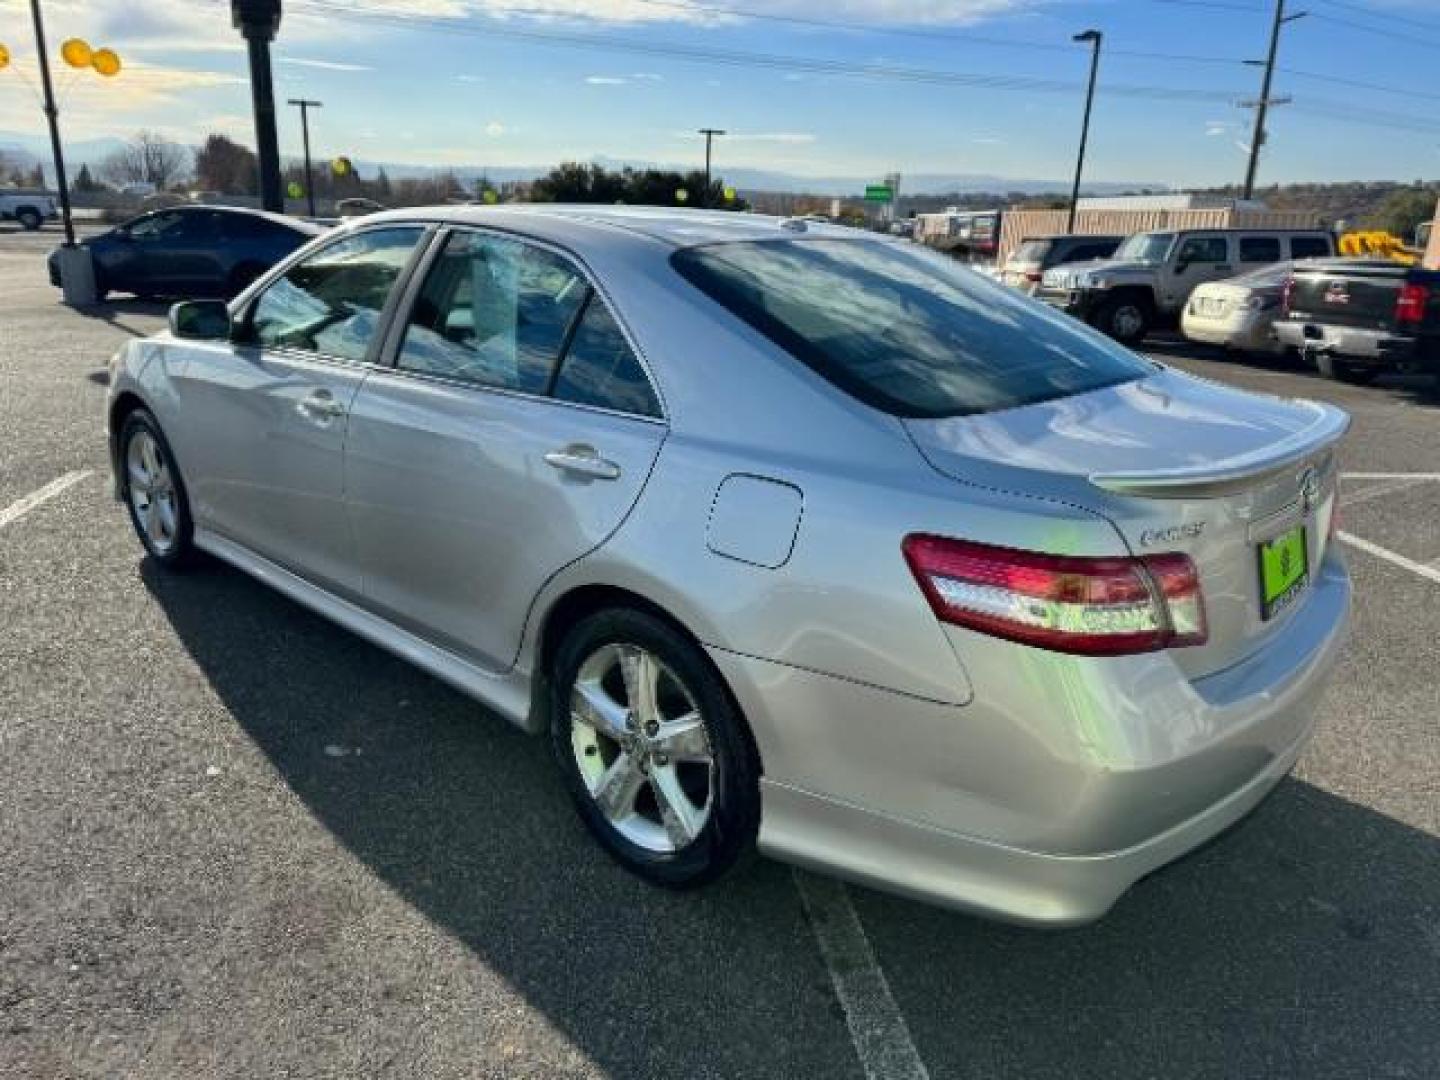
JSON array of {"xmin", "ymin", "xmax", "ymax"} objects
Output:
[{"xmin": 864, "ymin": 185, "xmax": 893, "ymax": 202}]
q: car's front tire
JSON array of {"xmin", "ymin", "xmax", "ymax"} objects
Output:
[
  {"xmin": 550, "ymin": 608, "xmax": 760, "ymax": 889},
  {"xmin": 16, "ymin": 208, "xmax": 42, "ymax": 231},
  {"xmin": 1094, "ymin": 296, "xmax": 1152, "ymax": 344},
  {"xmin": 118, "ymin": 409, "xmax": 198, "ymax": 569}
]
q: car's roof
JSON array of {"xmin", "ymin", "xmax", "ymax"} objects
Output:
[
  {"xmin": 350, "ymin": 204, "xmax": 867, "ymax": 251},
  {"xmin": 1021, "ymin": 233, "xmax": 1124, "ymax": 243},
  {"xmin": 160, "ymin": 204, "xmax": 323, "ymax": 235}
]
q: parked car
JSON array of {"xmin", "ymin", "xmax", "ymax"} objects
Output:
[
  {"xmin": 108, "ymin": 207, "xmax": 1350, "ymax": 925},
  {"xmin": 336, "ymin": 197, "xmax": 388, "ymax": 218},
  {"xmin": 1036, "ymin": 228, "xmax": 1336, "ymax": 343},
  {"xmin": 49, "ymin": 206, "xmax": 322, "ymax": 301},
  {"xmin": 1001, "ymin": 234, "xmax": 1122, "ymax": 294},
  {"xmin": 0, "ymin": 189, "xmax": 58, "ymax": 231},
  {"xmin": 1181, "ymin": 260, "xmax": 1295, "ymax": 355},
  {"xmin": 1274, "ymin": 257, "xmax": 1440, "ymax": 386}
]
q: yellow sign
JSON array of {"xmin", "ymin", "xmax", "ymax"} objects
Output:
[
  {"xmin": 0, "ymin": 44, "xmax": 11, "ymax": 71},
  {"xmin": 723, "ymin": 186, "xmax": 736, "ymax": 202},
  {"xmin": 675, "ymin": 187, "xmax": 689, "ymax": 203},
  {"xmin": 331, "ymin": 156, "xmax": 353, "ymax": 177},
  {"xmin": 61, "ymin": 38, "xmax": 92, "ymax": 69},
  {"xmin": 91, "ymin": 48, "xmax": 121, "ymax": 77},
  {"xmin": 482, "ymin": 189, "xmax": 498, "ymax": 205},
  {"xmin": 288, "ymin": 181, "xmax": 304, "ymax": 199}
]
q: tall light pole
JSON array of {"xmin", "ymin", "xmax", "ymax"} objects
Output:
[
  {"xmin": 288, "ymin": 98, "xmax": 322, "ymax": 216},
  {"xmin": 27, "ymin": 0, "xmax": 75, "ymax": 247},
  {"xmin": 1241, "ymin": 0, "xmax": 1306, "ymax": 200},
  {"xmin": 233, "ymin": 0, "xmax": 283, "ymax": 212},
  {"xmin": 699, "ymin": 128, "xmax": 725, "ymax": 208},
  {"xmin": 1067, "ymin": 29, "xmax": 1102, "ymax": 235}
]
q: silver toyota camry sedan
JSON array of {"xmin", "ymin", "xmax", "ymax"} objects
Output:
[{"xmin": 106, "ymin": 207, "xmax": 1351, "ymax": 925}]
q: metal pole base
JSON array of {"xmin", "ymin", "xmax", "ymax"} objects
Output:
[{"xmin": 56, "ymin": 245, "xmax": 98, "ymax": 306}]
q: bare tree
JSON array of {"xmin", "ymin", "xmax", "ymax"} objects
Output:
[{"xmin": 101, "ymin": 131, "xmax": 191, "ymax": 190}]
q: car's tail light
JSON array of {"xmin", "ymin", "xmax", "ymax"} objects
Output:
[
  {"xmin": 1396, "ymin": 282, "xmax": 1429, "ymax": 328},
  {"xmin": 1025, "ymin": 271, "xmax": 1042, "ymax": 283},
  {"xmin": 1280, "ymin": 274, "xmax": 1296, "ymax": 315},
  {"xmin": 902, "ymin": 535, "xmax": 1207, "ymax": 656}
]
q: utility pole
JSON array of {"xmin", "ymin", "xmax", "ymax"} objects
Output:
[
  {"xmin": 1067, "ymin": 29, "xmax": 1102, "ymax": 235},
  {"xmin": 288, "ymin": 98, "xmax": 322, "ymax": 217},
  {"xmin": 1242, "ymin": 0, "xmax": 1306, "ymax": 200},
  {"xmin": 233, "ymin": 0, "xmax": 283, "ymax": 212},
  {"xmin": 29, "ymin": 0, "xmax": 75, "ymax": 247},
  {"xmin": 698, "ymin": 128, "xmax": 725, "ymax": 208}
]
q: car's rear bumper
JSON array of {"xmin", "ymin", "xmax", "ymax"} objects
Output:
[
  {"xmin": 1274, "ymin": 320, "xmax": 1417, "ymax": 365},
  {"xmin": 713, "ymin": 552, "xmax": 1350, "ymax": 925},
  {"xmin": 1181, "ymin": 310, "xmax": 1282, "ymax": 353}
]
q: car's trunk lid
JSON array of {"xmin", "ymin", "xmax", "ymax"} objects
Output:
[
  {"xmin": 904, "ymin": 369, "xmax": 1348, "ymax": 679},
  {"xmin": 1284, "ymin": 260, "xmax": 1405, "ymax": 332}
]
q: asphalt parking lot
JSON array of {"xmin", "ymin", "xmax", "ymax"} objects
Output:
[{"xmin": 2, "ymin": 222, "xmax": 1437, "ymax": 1079}]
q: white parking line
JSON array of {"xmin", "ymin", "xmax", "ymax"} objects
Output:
[
  {"xmin": 0, "ymin": 471, "xmax": 93, "ymax": 531},
  {"xmin": 794, "ymin": 870, "xmax": 930, "ymax": 1080},
  {"xmin": 1339, "ymin": 531, "xmax": 1440, "ymax": 586},
  {"xmin": 1342, "ymin": 473, "xmax": 1440, "ymax": 482}
]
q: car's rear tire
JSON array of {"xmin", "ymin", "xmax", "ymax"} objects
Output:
[
  {"xmin": 1094, "ymin": 296, "xmax": 1152, "ymax": 344},
  {"xmin": 16, "ymin": 207, "xmax": 42, "ymax": 231},
  {"xmin": 1316, "ymin": 352, "xmax": 1380, "ymax": 385},
  {"xmin": 118, "ymin": 409, "xmax": 199, "ymax": 569},
  {"xmin": 550, "ymin": 608, "xmax": 760, "ymax": 889}
]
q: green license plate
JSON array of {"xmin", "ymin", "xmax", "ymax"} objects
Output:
[{"xmin": 1258, "ymin": 525, "xmax": 1309, "ymax": 620}]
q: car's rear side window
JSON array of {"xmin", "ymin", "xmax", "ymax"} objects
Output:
[
  {"xmin": 1289, "ymin": 236, "xmax": 1332, "ymax": 260},
  {"xmin": 551, "ymin": 297, "xmax": 661, "ymax": 418},
  {"xmin": 671, "ymin": 239, "xmax": 1152, "ymax": 418}
]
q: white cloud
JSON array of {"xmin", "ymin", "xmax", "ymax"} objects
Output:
[
  {"xmin": 485, "ymin": 121, "xmax": 507, "ymax": 137},
  {"xmin": 585, "ymin": 75, "xmax": 629, "ymax": 84},
  {"xmin": 456, "ymin": 74, "xmax": 486, "ymax": 83},
  {"xmin": 971, "ymin": 136, "xmax": 1005, "ymax": 145},
  {"xmin": 278, "ymin": 57, "xmax": 375, "ymax": 73}
]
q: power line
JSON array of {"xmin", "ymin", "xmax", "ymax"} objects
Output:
[
  {"xmin": 1280, "ymin": 66, "xmax": 1440, "ymax": 103},
  {"xmin": 1146, "ymin": 0, "xmax": 1269, "ymax": 14},
  {"xmin": 274, "ymin": 0, "xmax": 1246, "ymax": 103},
  {"xmin": 1312, "ymin": 0, "xmax": 1440, "ymax": 34},
  {"xmin": 1308, "ymin": 11, "xmax": 1440, "ymax": 50}
]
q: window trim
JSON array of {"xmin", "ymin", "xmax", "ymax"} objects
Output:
[
  {"xmin": 1175, "ymin": 234, "xmax": 1231, "ymax": 264},
  {"xmin": 374, "ymin": 223, "xmax": 668, "ymax": 424},
  {"xmin": 1237, "ymin": 235, "xmax": 1284, "ymax": 263},
  {"xmin": 235, "ymin": 222, "xmax": 436, "ymax": 369}
]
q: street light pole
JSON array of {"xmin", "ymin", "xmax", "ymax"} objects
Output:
[
  {"xmin": 698, "ymin": 128, "xmax": 725, "ymax": 208},
  {"xmin": 233, "ymin": 0, "xmax": 283, "ymax": 212},
  {"xmin": 28, "ymin": 0, "xmax": 76, "ymax": 246},
  {"xmin": 1067, "ymin": 29, "xmax": 1102, "ymax": 235},
  {"xmin": 288, "ymin": 98, "xmax": 322, "ymax": 217},
  {"xmin": 1242, "ymin": 0, "xmax": 1306, "ymax": 200}
]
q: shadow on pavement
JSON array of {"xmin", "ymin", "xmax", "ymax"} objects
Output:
[
  {"xmin": 1148, "ymin": 336, "xmax": 1440, "ymax": 409},
  {"xmin": 71, "ymin": 297, "xmax": 170, "ymax": 340},
  {"xmin": 141, "ymin": 557, "xmax": 1440, "ymax": 1079},
  {"xmin": 140, "ymin": 558, "xmax": 856, "ymax": 1080}
]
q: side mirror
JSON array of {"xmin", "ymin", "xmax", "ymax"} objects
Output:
[{"xmin": 169, "ymin": 300, "xmax": 232, "ymax": 341}]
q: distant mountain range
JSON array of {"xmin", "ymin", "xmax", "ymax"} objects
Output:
[{"xmin": 0, "ymin": 131, "xmax": 1159, "ymax": 197}]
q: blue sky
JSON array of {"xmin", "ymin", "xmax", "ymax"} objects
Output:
[{"xmin": 3, "ymin": 0, "xmax": 1440, "ymax": 187}]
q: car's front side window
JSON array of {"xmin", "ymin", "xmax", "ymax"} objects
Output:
[
  {"xmin": 249, "ymin": 227, "xmax": 423, "ymax": 363},
  {"xmin": 126, "ymin": 212, "xmax": 181, "ymax": 241},
  {"xmin": 396, "ymin": 230, "xmax": 588, "ymax": 394}
]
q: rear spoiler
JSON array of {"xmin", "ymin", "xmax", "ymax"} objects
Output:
[{"xmin": 1088, "ymin": 402, "xmax": 1350, "ymax": 499}]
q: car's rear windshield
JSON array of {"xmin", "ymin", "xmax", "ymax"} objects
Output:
[
  {"xmin": 670, "ymin": 238, "xmax": 1153, "ymax": 418},
  {"xmin": 1010, "ymin": 240, "xmax": 1051, "ymax": 264}
]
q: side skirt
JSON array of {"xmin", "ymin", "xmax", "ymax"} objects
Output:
[{"xmin": 193, "ymin": 527, "xmax": 538, "ymax": 732}]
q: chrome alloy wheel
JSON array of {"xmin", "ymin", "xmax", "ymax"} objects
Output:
[
  {"xmin": 126, "ymin": 429, "xmax": 180, "ymax": 556},
  {"xmin": 1112, "ymin": 303, "xmax": 1146, "ymax": 339},
  {"xmin": 569, "ymin": 643, "xmax": 715, "ymax": 854}
]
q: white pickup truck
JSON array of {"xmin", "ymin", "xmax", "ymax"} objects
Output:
[{"xmin": 0, "ymin": 190, "xmax": 59, "ymax": 231}]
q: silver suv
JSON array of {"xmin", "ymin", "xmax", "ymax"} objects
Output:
[{"xmin": 1036, "ymin": 228, "xmax": 1335, "ymax": 343}]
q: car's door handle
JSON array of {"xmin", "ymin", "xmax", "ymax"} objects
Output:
[
  {"xmin": 297, "ymin": 389, "xmax": 346, "ymax": 421},
  {"xmin": 544, "ymin": 445, "xmax": 621, "ymax": 481}
]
